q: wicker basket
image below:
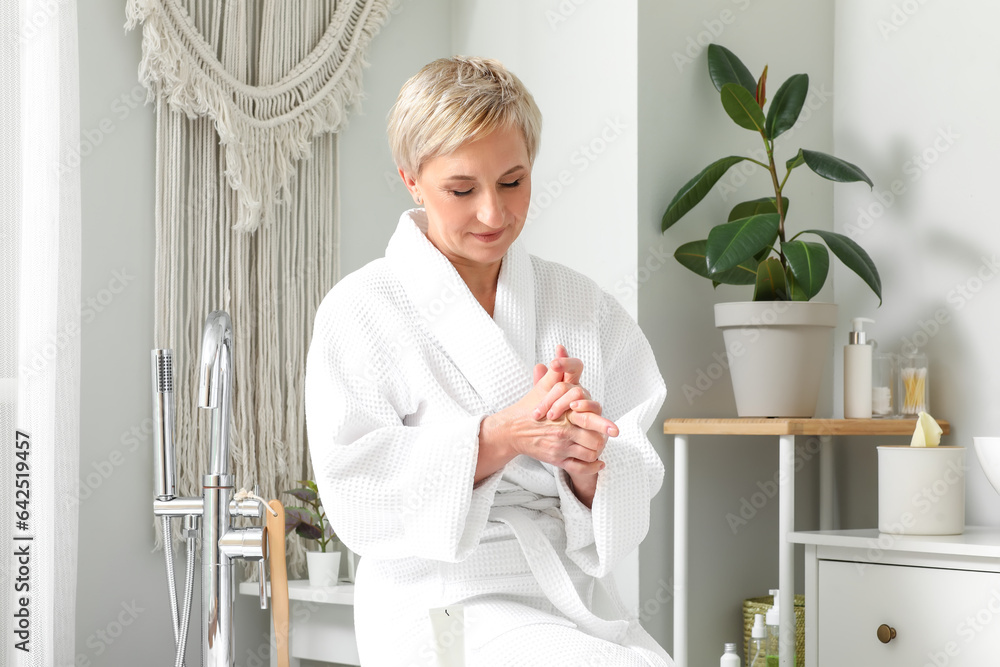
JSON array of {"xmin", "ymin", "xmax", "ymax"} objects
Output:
[{"xmin": 742, "ymin": 595, "xmax": 805, "ymax": 666}]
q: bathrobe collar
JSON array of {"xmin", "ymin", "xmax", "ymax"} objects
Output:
[{"xmin": 385, "ymin": 209, "xmax": 535, "ymax": 412}]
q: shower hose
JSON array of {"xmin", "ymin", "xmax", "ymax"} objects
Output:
[{"xmin": 162, "ymin": 515, "xmax": 197, "ymax": 667}]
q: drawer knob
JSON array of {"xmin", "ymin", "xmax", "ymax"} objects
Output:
[{"xmin": 877, "ymin": 624, "xmax": 897, "ymax": 644}]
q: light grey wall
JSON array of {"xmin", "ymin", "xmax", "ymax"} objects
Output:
[
  {"xmin": 638, "ymin": 1, "xmax": 832, "ymax": 664},
  {"xmin": 75, "ymin": 1, "xmax": 448, "ymax": 664},
  {"xmin": 830, "ymin": 1, "xmax": 1000, "ymax": 528}
]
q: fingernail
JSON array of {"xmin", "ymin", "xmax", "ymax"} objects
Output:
[
  {"xmin": 548, "ymin": 411, "xmax": 556, "ymax": 420},
  {"xmin": 607, "ymin": 426, "xmax": 618, "ymax": 437},
  {"xmin": 570, "ymin": 401, "xmax": 580, "ymax": 410},
  {"xmin": 600, "ymin": 462, "xmax": 606, "ymax": 470},
  {"xmin": 533, "ymin": 409, "xmax": 542, "ymax": 420}
]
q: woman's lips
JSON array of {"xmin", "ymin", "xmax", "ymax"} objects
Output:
[{"xmin": 471, "ymin": 229, "xmax": 504, "ymax": 242}]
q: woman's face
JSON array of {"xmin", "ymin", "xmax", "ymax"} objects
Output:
[{"xmin": 402, "ymin": 125, "xmax": 532, "ymax": 279}]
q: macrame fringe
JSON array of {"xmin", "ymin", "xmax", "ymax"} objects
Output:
[
  {"xmin": 127, "ymin": 0, "xmax": 395, "ymax": 233},
  {"xmin": 130, "ymin": 0, "xmax": 391, "ymax": 579}
]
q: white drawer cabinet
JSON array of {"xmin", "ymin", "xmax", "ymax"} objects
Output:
[{"xmin": 792, "ymin": 528, "xmax": 1000, "ymax": 667}]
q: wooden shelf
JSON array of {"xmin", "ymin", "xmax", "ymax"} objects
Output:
[{"xmin": 663, "ymin": 417, "xmax": 951, "ymax": 436}]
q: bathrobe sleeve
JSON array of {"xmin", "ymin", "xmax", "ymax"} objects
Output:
[
  {"xmin": 304, "ymin": 282, "xmax": 503, "ymax": 563},
  {"xmin": 555, "ymin": 293, "xmax": 667, "ymax": 577}
]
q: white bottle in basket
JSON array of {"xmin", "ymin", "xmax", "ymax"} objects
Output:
[{"xmin": 765, "ymin": 589, "xmax": 780, "ymax": 666}]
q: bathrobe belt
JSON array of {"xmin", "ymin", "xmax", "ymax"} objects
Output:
[{"xmin": 487, "ymin": 485, "xmax": 631, "ymax": 645}]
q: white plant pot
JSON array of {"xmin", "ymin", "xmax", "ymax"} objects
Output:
[
  {"xmin": 306, "ymin": 550, "xmax": 342, "ymax": 587},
  {"xmin": 714, "ymin": 301, "xmax": 837, "ymax": 417},
  {"xmin": 878, "ymin": 445, "xmax": 965, "ymax": 536}
]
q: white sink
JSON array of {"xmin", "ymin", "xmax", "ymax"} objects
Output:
[{"xmin": 973, "ymin": 437, "xmax": 1000, "ymax": 496}]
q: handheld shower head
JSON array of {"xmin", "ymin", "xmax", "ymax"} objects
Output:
[{"xmin": 152, "ymin": 349, "xmax": 176, "ymax": 500}]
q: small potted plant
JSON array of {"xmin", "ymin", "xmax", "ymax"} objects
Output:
[
  {"xmin": 285, "ymin": 480, "xmax": 340, "ymax": 587},
  {"xmin": 662, "ymin": 44, "xmax": 882, "ymax": 417}
]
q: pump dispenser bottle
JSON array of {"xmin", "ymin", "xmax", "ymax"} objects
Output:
[
  {"xmin": 765, "ymin": 589, "xmax": 780, "ymax": 667},
  {"xmin": 749, "ymin": 613, "xmax": 766, "ymax": 667},
  {"xmin": 844, "ymin": 317, "xmax": 875, "ymax": 419}
]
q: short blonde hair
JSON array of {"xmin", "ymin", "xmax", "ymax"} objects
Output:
[{"xmin": 387, "ymin": 56, "xmax": 542, "ymax": 175}]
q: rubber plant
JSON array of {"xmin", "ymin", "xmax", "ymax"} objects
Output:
[
  {"xmin": 662, "ymin": 44, "xmax": 882, "ymax": 304},
  {"xmin": 284, "ymin": 480, "xmax": 335, "ymax": 553}
]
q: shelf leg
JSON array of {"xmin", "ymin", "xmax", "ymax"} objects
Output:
[
  {"xmin": 673, "ymin": 433, "xmax": 688, "ymax": 667},
  {"xmin": 779, "ymin": 434, "xmax": 795, "ymax": 667},
  {"xmin": 819, "ymin": 435, "xmax": 835, "ymax": 531}
]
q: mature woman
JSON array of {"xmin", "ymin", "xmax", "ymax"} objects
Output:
[{"xmin": 305, "ymin": 56, "xmax": 671, "ymax": 666}]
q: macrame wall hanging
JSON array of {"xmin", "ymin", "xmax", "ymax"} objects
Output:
[{"xmin": 126, "ymin": 0, "xmax": 394, "ymax": 574}]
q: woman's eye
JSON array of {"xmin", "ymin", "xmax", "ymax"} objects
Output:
[
  {"xmin": 501, "ymin": 179, "xmax": 521, "ymax": 188},
  {"xmin": 452, "ymin": 189, "xmax": 473, "ymax": 197}
]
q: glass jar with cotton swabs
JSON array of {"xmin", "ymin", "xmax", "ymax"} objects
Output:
[{"xmin": 897, "ymin": 344, "xmax": 929, "ymax": 418}]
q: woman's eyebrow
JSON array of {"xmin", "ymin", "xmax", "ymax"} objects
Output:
[{"xmin": 443, "ymin": 165, "xmax": 526, "ymax": 181}]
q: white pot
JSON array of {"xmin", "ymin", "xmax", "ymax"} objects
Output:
[
  {"xmin": 878, "ymin": 445, "xmax": 965, "ymax": 536},
  {"xmin": 306, "ymin": 550, "xmax": 342, "ymax": 587},
  {"xmin": 714, "ymin": 301, "xmax": 837, "ymax": 417}
]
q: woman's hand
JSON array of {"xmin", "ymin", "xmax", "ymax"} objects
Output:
[
  {"xmin": 533, "ymin": 346, "xmax": 614, "ymax": 507},
  {"xmin": 478, "ymin": 354, "xmax": 617, "ymax": 482}
]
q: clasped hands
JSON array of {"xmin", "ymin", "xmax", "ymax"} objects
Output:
[{"xmin": 479, "ymin": 345, "xmax": 617, "ymax": 506}]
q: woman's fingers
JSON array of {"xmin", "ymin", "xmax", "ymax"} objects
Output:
[
  {"xmin": 560, "ymin": 457, "xmax": 604, "ymax": 476},
  {"xmin": 566, "ymin": 407, "xmax": 619, "ymax": 438},
  {"xmin": 550, "ymin": 354, "xmax": 583, "ymax": 385},
  {"xmin": 532, "ymin": 363, "xmax": 547, "ymax": 385},
  {"xmin": 532, "ymin": 382, "xmax": 588, "ymax": 421}
]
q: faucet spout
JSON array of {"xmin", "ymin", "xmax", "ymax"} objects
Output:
[{"xmin": 198, "ymin": 311, "xmax": 232, "ymax": 476}]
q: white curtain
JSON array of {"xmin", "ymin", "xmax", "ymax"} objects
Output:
[{"xmin": 0, "ymin": 0, "xmax": 81, "ymax": 665}]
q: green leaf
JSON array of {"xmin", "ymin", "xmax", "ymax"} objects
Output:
[
  {"xmin": 765, "ymin": 74, "xmax": 809, "ymax": 140},
  {"xmin": 286, "ymin": 487, "xmax": 318, "ymax": 503},
  {"xmin": 786, "ymin": 150, "xmax": 805, "ymax": 172},
  {"xmin": 721, "ymin": 83, "xmax": 767, "ymax": 133},
  {"xmin": 784, "ymin": 268, "xmax": 810, "ymax": 301},
  {"xmin": 296, "ymin": 522, "xmax": 324, "ymax": 541},
  {"xmin": 706, "ymin": 213, "xmax": 781, "ymax": 274},
  {"xmin": 805, "ymin": 229, "xmax": 882, "ymax": 305},
  {"xmin": 781, "ymin": 240, "xmax": 830, "ymax": 300},
  {"xmin": 801, "ymin": 149, "xmax": 874, "ymax": 188},
  {"xmin": 707, "ymin": 44, "xmax": 757, "ymax": 95},
  {"xmin": 728, "ymin": 197, "xmax": 788, "ymax": 222},
  {"xmin": 662, "ymin": 156, "xmax": 748, "ymax": 231},
  {"xmin": 296, "ymin": 479, "xmax": 319, "ymax": 494},
  {"xmin": 674, "ymin": 240, "xmax": 758, "ymax": 285},
  {"xmin": 753, "ymin": 257, "xmax": 787, "ymax": 301}
]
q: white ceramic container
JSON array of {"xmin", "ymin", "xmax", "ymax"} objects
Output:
[
  {"xmin": 714, "ymin": 301, "xmax": 837, "ymax": 417},
  {"xmin": 306, "ymin": 550, "xmax": 342, "ymax": 587},
  {"xmin": 877, "ymin": 445, "xmax": 965, "ymax": 535}
]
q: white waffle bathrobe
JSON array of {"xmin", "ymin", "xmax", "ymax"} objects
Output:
[{"xmin": 305, "ymin": 210, "xmax": 671, "ymax": 666}]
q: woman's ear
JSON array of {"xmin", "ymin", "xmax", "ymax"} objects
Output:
[{"xmin": 398, "ymin": 167, "xmax": 422, "ymax": 205}]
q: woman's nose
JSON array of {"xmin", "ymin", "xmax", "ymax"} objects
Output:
[{"xmin": 477, "ymin": 190, "xmax": 505, "ymax": 228}]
